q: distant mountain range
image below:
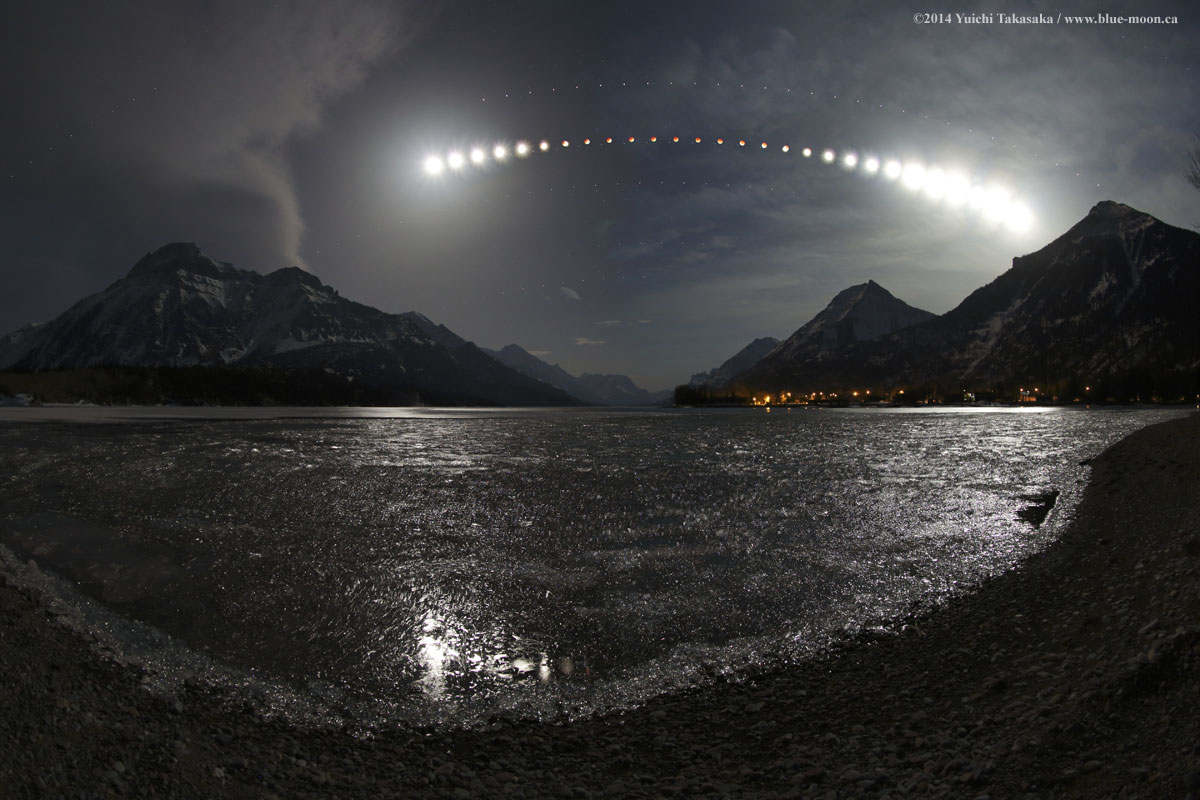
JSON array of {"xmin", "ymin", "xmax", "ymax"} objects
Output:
[
  {"xmin": 484, "ymin": 344, "xmax": 669, "ymax": 405},
  {"xmin": 0, "ymin": 243, "xmax": 583, "ymax": 406},
  {"xmin": 696, "ymin": 201, "xmax": 1199, "ymax": 402},
  {"xmin": 0, "ymin": 243, "xmax": 669, "ymax": 406},
  {"xmin": 4, "ymin": 200, "xmax": 1195, "ymax": 406}
]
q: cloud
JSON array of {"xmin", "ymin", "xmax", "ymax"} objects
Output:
[
  {"xmin": 560, "ymin": 286, "xmax": 582, "ymax": 301},
  {"xmin": 574, "ymin": 338, "xmax": 607, "ymax": 346},
  {"xmin": 596, "ymin": 319, "xmax": 653, "ymax": 328},
  {"xmin": 0, "ymin": 0, "xmax": 414, "ymax": 269}
]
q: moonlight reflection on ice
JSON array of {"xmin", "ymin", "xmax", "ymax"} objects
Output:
[{"xmin": 0, "ymin": 406, "xmax": 1184, "ymax": 727}]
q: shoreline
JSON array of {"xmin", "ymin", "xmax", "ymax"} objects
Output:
[{"xmin": 3, "ymin": 414, "xmax": 1199, "ymax": 798}]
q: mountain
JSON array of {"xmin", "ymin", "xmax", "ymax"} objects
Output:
[
  {"xmin": 736, "ymin": 280, "xmax": 936, "ymax": 388},
  {"xmin": 767, "ymin": 280, "xmax": 936, "ymax": 363},
  {"xmin": 930, "ymin": 200, "xmax": 1199, "ymax": 388},
  {"xmin": 689, "ymin": 336, "xmax": 779, "ymax": 388},
  {"xmin": 0, "ymin": 243, "xmax": 580, "ymax": 406},
  {"xmin": 734, "ymin": 202, "xmax": 1200, "ymax": 400},
  {"xmin": 485, "ymin": 344, "xmax": 587, "ymax": 399},
  {"xmin": 576, "ymin": 373, "xmax": 670, "ymax": 405},
  {"xmin": 485, "ymin": 343, "xmax": 669, "ymax": 405}
]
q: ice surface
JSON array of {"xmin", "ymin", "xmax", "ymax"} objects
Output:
[{"xmin": 0, "ymin": 406, "xmax": 1186, "ymax": 728}]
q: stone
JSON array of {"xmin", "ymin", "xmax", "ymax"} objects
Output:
[{"xmin": 803, "ymin": 767, "xmax": 827, "ymax": 783}]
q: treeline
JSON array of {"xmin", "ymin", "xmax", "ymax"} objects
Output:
[
  {"xmin": 672, "ymin": 384, "xmax": 745, "ymax": 406},
  {"xmin": 0, "ymin": 366, "xmax": 426, "ymax": 406}
]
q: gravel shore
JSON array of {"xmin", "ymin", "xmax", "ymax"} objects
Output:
[{"xmin": 3, "ymin": 412, "xmax": 1198, "ymax": 799}]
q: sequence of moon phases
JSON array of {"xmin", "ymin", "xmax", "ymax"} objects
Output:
[{"xmin": 422, "ymin": 135, "xmax": 1034, "ymax": 233}]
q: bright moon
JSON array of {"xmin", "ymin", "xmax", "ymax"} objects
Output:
[{"xmin": 422, "ymin": 155, "xmax": 444, "ymax": 175}]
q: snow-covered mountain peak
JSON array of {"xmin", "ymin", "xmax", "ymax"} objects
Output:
[
  {"xmin": 0, "ymin": 243, "xmax": 582, "ymax": 406},
  {"xmin": 830, "ymin": 280, "xmax": 897, "ymax": 314},
  {"xmin": 787, "ymin": 280, "xmax": 935, "ymax": 353},
  {"xmin": 1086, "ymin": 200, "xmax": 1140, "ymax": 221},
  {"xmin": 266, "ymin": 265, "xmax": 323, "ymax": 289},
  {"xmin": 127, "ymin": 242, "xmax": 231, "ymax": 280},
  {"xmin": 1064, "ymin": 200, "xmax": 1158, "ymax": 245},
  {"xmin": 735, "ymin": 280, "xmax": 936, "ymax": 386}
]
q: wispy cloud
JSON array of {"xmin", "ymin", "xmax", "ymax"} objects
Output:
[
  {"xmin": 0, "ymin": 0, "xmax": 416, "ymax": 270},
  {"xmin": 596, "ymin": 319, "xmax": 653, "ymax": 328},
  {"xmin": 560, "ymin": 286, "xmax": 582, "ymax": 301},
  {"xmin": 574, "ymin": 337, "xmax": 606, "ymax": 346}
]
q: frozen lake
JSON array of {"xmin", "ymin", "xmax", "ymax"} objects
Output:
[{"xmin": 0, "ymin": 405, "xmax": 1185, "ymax": 727}]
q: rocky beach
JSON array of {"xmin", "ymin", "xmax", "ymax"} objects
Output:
[{"xmin": 3, "ymin": 412, "xmax": 1199, "ymax": 799}]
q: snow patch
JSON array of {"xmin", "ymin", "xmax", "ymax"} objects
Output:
[{"xmin": 1088, "ymin": 272, "xmax": 1116, "ymax": 304}]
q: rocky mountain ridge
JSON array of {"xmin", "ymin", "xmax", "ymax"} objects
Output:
[
  {"xmin": 732, "ymin": 201, "xmax": 1199, "ymax": 400},
  {"xmin": 0, "ymin": 243, "xmax": 578, "ymax": 406}
]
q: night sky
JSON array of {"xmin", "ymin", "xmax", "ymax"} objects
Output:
[{"xmin": 2, "ymin": 1, "xmax": 1197, "ymax": 390}]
